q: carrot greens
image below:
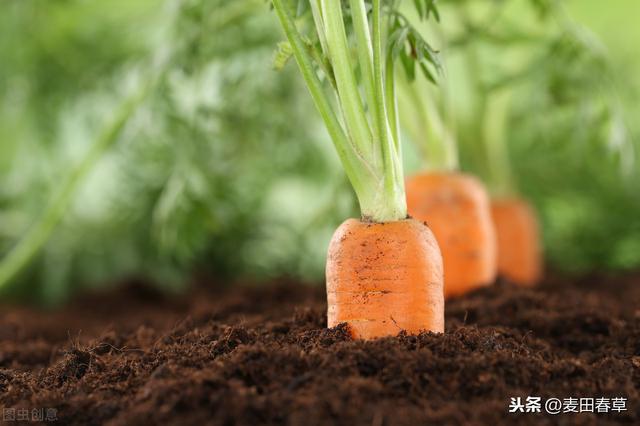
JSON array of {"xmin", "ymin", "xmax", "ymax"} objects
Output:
[
  {"xmin": 271, "ymin": 0, "xmax": 441, "ymax": 222},
  {"xmin": 402, "ymin": 0, "xmax": 633, "ymax": 196},
  {"xmin": 398, "ymin": 70, "xmax": 458, "ymax": 172}
]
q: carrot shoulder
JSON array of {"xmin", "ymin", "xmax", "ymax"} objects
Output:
[
  {"xmin": 406, "ymin": 172, "xmax": 497, "ymax": 298},
  {"xmin": 326, "ymin": 218, "xmax": 444, "ymax": 339},
  {"xmin": 491, "ymin": 197, "xmax": 543, "ymax": 286}
]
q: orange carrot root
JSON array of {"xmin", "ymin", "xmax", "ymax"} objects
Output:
[
  {"xmin": 326, "ymin": 218, "xmax": 444, "ymax": 339},
  {"xmin": 406, "ymin": 172, "xmax": 497, "ymax": 299},
  {"xmin": 491, "ymin": 197, "xmax": 543, "ymax": 286}
]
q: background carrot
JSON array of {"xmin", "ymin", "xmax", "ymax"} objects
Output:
[
  {"xmin": 427, "ymin": 1, "xmax": 631, "ymax": 286},
  {"xmin": 398, "ymin": 59, "xmax": 496, "ymax": 299},
  {"xmin": 491, "ymin": 198, "xmax": 543, "ymax": 286},
  {"xmin": 327, "ymin": 219, "xmax": 444, "ymax": 339},
  {"xmin": 406, "ymin": 172, "xmax": 496, "ymax": 298}
]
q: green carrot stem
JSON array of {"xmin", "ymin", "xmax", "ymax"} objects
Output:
[
  {"xmin": 484, "ymin": 89, "xmax": 515, "ymax": 196},
  {"xmin": 320, "ymin": 0, "xmax": 373, "ymax": 157},
  {"xmin": 273, "ymin": 0, "xmax": 407, "ymax": 222},
  {"xmin": 398, "ymin": 73, "xmax": 458, "ymax": 172},
  {"xmin": 371, "ymin": 0, "xmax": 406, "ymax": 219},
  {"xmin": 348, "ymin": 0, "xmax": 379, "ymax": 141}
]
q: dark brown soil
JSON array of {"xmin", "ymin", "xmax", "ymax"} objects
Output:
[{"xmin": 1, "ymin": 274, "xmax": 639, "ymax": 425}]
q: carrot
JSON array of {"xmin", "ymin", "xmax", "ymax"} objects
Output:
[
  {"xmin": 273, "ymin": 0, "xmax": 443, "ymax": 339},
  {"xmin": 327, "ymin": 218, "xmax": 444, "ymax": 339},
  {"xmin": 406, "ymin": 172, "xmax": 497, "ymax": 298},
  {"xmin": 491, "ymin": 197, "xmax": 543, "ymax": 286}
]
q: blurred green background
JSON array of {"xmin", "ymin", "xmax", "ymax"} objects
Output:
[{"xmin": 0, "ymin": 0, "xmax": 638, "ymax": 303}]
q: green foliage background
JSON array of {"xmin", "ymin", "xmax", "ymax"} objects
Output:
[{"xmin": 0, "ymin": 0, "xmax": 638, "ymax": 303}]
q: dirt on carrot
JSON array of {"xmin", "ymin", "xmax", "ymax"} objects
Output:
[{"xmin": 1, "ymin": 274, "xmax": 639, "ymax": 425}]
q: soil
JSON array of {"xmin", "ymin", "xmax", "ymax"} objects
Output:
[{"xmin": 1, "ymin": 274, "xmax": 639, "ymax": 425}]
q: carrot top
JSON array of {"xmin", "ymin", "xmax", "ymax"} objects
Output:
[
  {"xmin": 444, "ymin": 0, "xmax": 631, "ymax": 196},
  {"xmin": 271, "ymin": 0, "xmax": 441, "ymax": 222},
  {"xmin": 398, "ymin": 68, "xmax": 459, "ymax": 172}
]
